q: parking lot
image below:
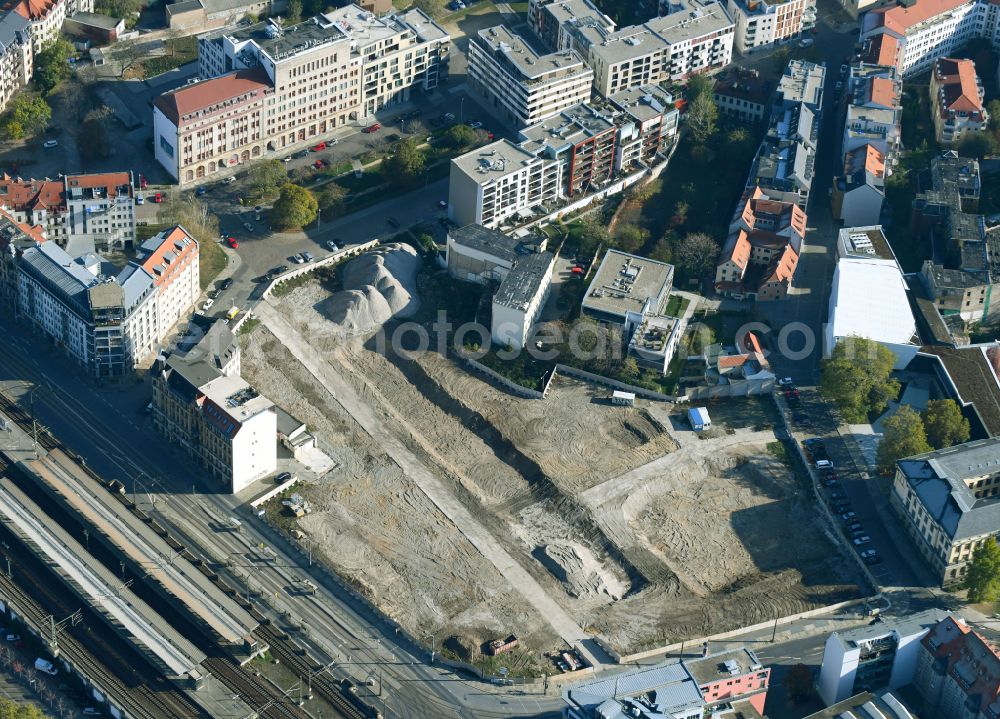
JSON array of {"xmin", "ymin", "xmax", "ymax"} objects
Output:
[{"xmin": 777, "ymin": 385, "xmax": 930, "ymax": 590}]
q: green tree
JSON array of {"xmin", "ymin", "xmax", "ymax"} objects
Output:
[
  {"xmin": 785, "ymin": 663, "xmax": 814, "ymax": 704},
  {"xmin": 1, "ymin": 94, "xmax": 51, "ymax": 140},
  {"xmin": 674, "ymin": 232, "xmax": 719, "ymax": 280},
  {"xmin": 965, "ymin": 537, "xmax": 1000, "ymax": 603},
  {"xmin": 575, "ymin": 218, "xmax": 609, "ymax": 256},
  {"xmin": 959, "ymin": 131, "xmax": 996, "ymax": 159},
  {"xmin": 245, "ymin": 159, "xmax": 287, "ymax": 200},
  {"xmin": 877, "ymin": 405, "xmax": 931, "ymax": 473},
  {"xmin": 287, "ymin": 0, "xmax": 302, "ymax": 22},
  {"xmin": 648, "ymin": 234, "xmax": 673, "ymax": 263},
  {"xmin": 988, "ymin": 100, "xmax": 1000, "ymax": 132},
  {"xmin": 384, "ymin": 137, "xmax": 426, "ymax": 187},
  {"xmin": 685, "ymin": 74, "xmax": 717, "ymax": 144},
  {"xmin": 95, "ymin": 0, "xmax": 140, "ymax": 18},
  {"xmin": 444, "ymin": 123, "xmax": 477, "ymax": 148},
  {"xmin": 615, "ymin": 223, "xmax": 649, "ymax": 253},
  {"xmin": 820, "ymin": 337, "xmax": 900, "ymax": 423},
  {"xmin": 271, "ymin": 183, "xmax": 317, "ymax": 230},
  {"xmin": 316, "ymin": 182, "xmax": 346, "ymax": 213},
  {"xmin": 34, "ymin": 38, "xmax": 74, "ymax": 94},
  {"xmin": 921, "ymin": 399, "xmax": 971, "ymax": 449}
]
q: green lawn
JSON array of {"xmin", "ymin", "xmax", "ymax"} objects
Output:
[
  {"xmin": 199, "ymin": 239, "xmax": 227, "ymax": 290},
  {"xmin": 664, "ymin": 295, "xmax": 690, "ymax": 318}
]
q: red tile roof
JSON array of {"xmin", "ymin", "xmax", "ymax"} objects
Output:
[
  {"xmin": 2, "ymin": 0, "xmax": 58, "ymax": 21},
  {"xmin": 0, "ymin": 174, "xmax": 63, "ymax": 213},
  {"xmin": 868, "ymin": 76, "xmax": 898, "ymax": 109},
  {"xmin": 718, "ymin": 354, "xmax": 750, "ymax": 369},
  {"xmin": 871, "ymin": 0, "xmax": 969, "ymax": 35},
  {"xmin": 863, "ymin": 34, "xmax": 900, "ymax": 68},
  {"xmin": 0, "ymin": 207, "xmax": 45, "ymax": 252},
  {"xmin": 154, "ymin": 67, "xmax": 272, "ymax": 125},
  {"xmin": 721, "ymin": 229, "xmax": 752, "ymax": 272},
  {"xmin": 65, "ymin": 172, "xmax": 132, "ymax": 198},
  {"xmin": 846, "ymin": 144, "xmax": 887, "ymax": 179},
  {"xmin": 934, "ymin": 58, "xmax": 985, "ymax": 117},
  {"xmin": 140, "ymin": 226, "xmax": 197, "ymax": 287}
]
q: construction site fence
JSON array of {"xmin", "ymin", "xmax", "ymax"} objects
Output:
[{"xmin": 261, "ymin": 240, "xmax": 380, "ymax": 300}]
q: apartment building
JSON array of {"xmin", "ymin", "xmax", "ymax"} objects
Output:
[
  {"xmin": 158, "ymin": 6, "xmax": 448, "ymax": 184},
  {"xmin": 2, "ymin": 0, "xmax": 92, "ymax": 53},
  {"xmin": 931, "ymin": 57, "xmax": 988, "ymax": 143},
  {"xmin": 716, "ymin": 186, "xmax": 805, "ymax": 300},
  {"xmin": 467, "ymin": 25, "xmax": 593, "ymax": 128},
  {"xmin": 0, "ymin": 206, "xmax": 45, "ymax": 306},
  {"xmin": 0, "ymin": 171, "xmax": 135, "ymax": 253},
  {"xmin": 152, "ymin": 323, "xmax": 277, "ymax": 493},
  {"xmin": 0, "ymin": 12, "xmax": 30, "ymax": 117},
  {"xmin": 914, "ymin": 614, "xmax": 1000, "ymax": 719},
  {"xmin": 859, "ymin": 0, "xmax": 988, "ymax": 77},
  {"xmin": 891, "ymin": 438, "xmax": 1000, "ymax": 585},
  {"xmin": 713, "ymin": 67, "xmax": 773, "ymax": 121},
  {"xmin": 818, "ymin": 609, "xmax": 956, "ymax": 706},
  {"xmin": 528, "ymin": 0, "xmax": 615, "ymax": 53},
  {"xmin": 13, "ymin": 226, "xmax": 198, "ymax": 378},
  {"xmin": 727, "ymin": 0, "xmax": 815, "ymax": 53},
  {"xmin": 775, "ymin": 57, "xmax": 825, "ymax": 110},
  {"xmin": 564, "ymin": 647, "xmax": 769, "ymax": 718},
  {"xmin": 605, "ymin": 84, "xmax": 679, "ymax": 171},
  {"xmin": 750, "ymin": 100, "xmax": 818, "ymax": 207},
  {"xmin": 580, "ymin": 0, "xmax": 734, "ymax": 95},
  {"xmin": 448, "ymin": 139, "xmax": 562, "ymax": 229},
  {"xmin": 518, "ymin": 102, "xmax": 616, "ymax": 196},
  {"xmin": 446, "ymin": 224, "xmax": 555, "ymax": 350}
]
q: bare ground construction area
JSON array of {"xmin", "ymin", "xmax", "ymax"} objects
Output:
[{"xmin": 242, "ymin": 269, "xmax": 867, "ymax": 660}]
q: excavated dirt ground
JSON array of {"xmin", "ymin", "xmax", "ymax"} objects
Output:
[{"xmin": 240, "ymin": 279, "xmax": 867, "ymax": 656}]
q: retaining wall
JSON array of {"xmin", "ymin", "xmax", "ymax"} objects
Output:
[
  {"xmin": 261, "ymin": 240, "xmax": 380, "ymax": 300},
  {"xmin": 553, "ymin": 364, "xmax": 675, "ymax": 401},
  {"xmin": 458, "ymin": 351, "xmax": 545, "ymax": 399}
]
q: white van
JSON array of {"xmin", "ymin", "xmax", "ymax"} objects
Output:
[
  {"xmin": 34, "ymin": 658, "xmax": 58, "ymax": 676},
  {"xmin": 815, "ymin": 459, "xmax": 834, "ymax": 470}
]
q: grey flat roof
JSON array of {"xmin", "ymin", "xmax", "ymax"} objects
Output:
[
  {"xmin": 586, "ymin": 0, "xmax": 732, "ymax": 65},
  {"xmin": 518, "ymin": 103, "xmax": 614, "ymax": 155},
  {"xmin": 683, "ymin": 647, "xmax": 763, "ymax": 686},
  {"xmin": 396, "ymin": 7, "xmax": 448, "ymax": 42},
  {"xmin": 832, "ymin": 608, "xmax": 953, "ymax": 651},
  {"xmin": 68, "ymin": 11, "xmax": 124, "ymax": 28},
  {"xmin": 932, "ymin": 152, "xmax": 981, "ymax": 197},
  {"xmin": 898, "ymin": 437, "xmax": 1000, "ymax": 541},
  {"xmin": 544, "ymin": 0, "xmax": 615, "ymax": 30},
  {"xmin": 0, "ymin": 10, "xmax": 28, "ymax": 50},
  {"xmin": 473, "ymin": 25, "xmax": 590, "ymax": 81},
  {"xmin": 451, "ymin": 139, "xmax": 541, "ymax": 184},
  {"xmin": 563, "ymin": 660, "xmax": 703, "ymax": 716},
  {"xmin": 777, "ymin": 59, "xmax": 825, "ymax": 109},
  {"xmin": 229, "ymin": 16, "xmax": 348, "ymax": 62},
  {"xmin": 582, "ymin": 249, "xmax": 674, "ymax": 320},
  {"xmin": 19, "ymin": 242, "xmax": 100, "ymax": 316},
  {"xmin": 608, "ymin": 84, "xmax": 676, "ymax": 122},
  {"xmin": 838, "ymin": 226, "xmax": 896, "ymax": 262},
  {"xmin": 449, "ymin": 224, "xmax": 520, "ymax": 263},
  {"xmin": 494, "ymin": 251, "xmax": 554, "ymax": 310}
]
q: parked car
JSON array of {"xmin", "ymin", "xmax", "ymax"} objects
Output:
[
  {"xmin": 853, "ymin": 535, "xmax": 871, "ymax": 545},
  {"xmin": 43, "ymin": 139, "xmax": 58, "ymax": 148},
  {"xmin": 438, "ymin": 200, "xmax": 448, "ymax": 208},
  {"xmin": 274, "ymin": 471, "xmax": 293, "ymax": 484},
  {"xmin": 139, "ymin": 176, "xmax": 148, "ymax": 189},
  {"xmin": 865, "ymin": 555, "xmax": 883, "ymax": 565},
  {"xmin": 82, "ymin": 709, "xmax": 102, "ymax": 716},
  {"xmin": 314, "ymin": 159, "xmax": 326, "ymax": 169},
  {"xmin": 850, "ymin": 528, "xmax": 868, "ymax": 538},
  {"xmin": 841, "ymin": 511, "xmax": 857, "ymax": 521},
  {"xmin": 778, "ymin": 377, "xmax": 794, "ymax": 387},
  {"xmin": 860, "ymin": 549, "xmax": 877, "ymax": 559},
  {"xmin": 363, "ymin": 123, "xmax": 382, "ymax": 133},
  {"xmin": 800, "ymin": 37, "xmax": 814, "ymax": 47},
  {"xmin": 815, "ymin": 459, "xmax": 834, "ymax": 470},
  {"xmin": 152, "ymin": 192, "xmax": 163, "ymax": 203},
  {"xmin": 443, "ymin": 112, "xmax": 455, "ymax": 121},
  {"xmin": 311, "ymin": 142, "xmax": 327, "ymax": 151},
  {"xmin": 466, "ymin": 120, "xmax": 483, "ymax": 129},
  {"xmin": 326, "ymin": 138, "xmax": 339, "ymax": 145},
  {"xmin": 274, "ymin": 265, "xmax": 289, "ymax": 274},
  {"xmin": 847, "ymin": 521, "xmax": 864, "ymax": 532},
  {"xmin": 219, "ymin": 278, "xmax": 234, "ymax": 291},
  {"xmin": 225, "ymin": 176, "xmax": 237, "ymax": 184},
  {"xmin": 6, "ymin": 634, "xmax": 19, "ymax": 642},
  {"xmin": 135, "ymin": 195, "xmax": 144, "ymax": 205},
  {"xmin": 283, "ymin": 156, "xmax": 292, "ymax": 163},
  {"xmin": 293, "ymin": 150, "xmax": 309, "ymax": 159},
  {"xmin": 325, "ymin": 240, "xmax": 340, "ymax": 251},
  {"xmin": 300, "ymin": 251, "xmax": 314, "ymax": 262},
  {"xmin": 196, "ymin": 185, "xmax": 207, "ymax": 196},
  {"xmin": 207, "ymin": 289, "xmax": 220, "ymax": 300},
  {"xmin": 34, "ymin": 658, "xmax": 57, "ymax": 676},
  {"xmin": 291, "ymin": 254, "xmax": 304, "ymax": 264},
  {"xmin": 242, "ymin": 222, "xmax": 254, "ymax": 232},
  {"xmin": 201, "ymin": 299, "xmax": 214, "ymax": 312}
]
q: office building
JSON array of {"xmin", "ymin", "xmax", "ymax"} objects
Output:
[
  {"xmin": 156, "ymin": 6, "xmax": 448, "ymax": 184},
  {"xmin": 931, "ymin": 57, "xmax": 988, "ymax": 144},
  {"xmin": 890, "ymin": 437, "xmax": 1000, "ymax": 585},
  {"xmin": 468, "ymin": 25, "xmax": 593, "ymax": 128},
  {"xmin": 818, "ymin": 608, "xmax": 954, "ymax": 705},
  {"xmin": 728, "ymin": 0, "xmax": 815, "ymax": 53}
]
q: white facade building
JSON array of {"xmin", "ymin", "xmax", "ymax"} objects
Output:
[
  {"xmin": 728, "ymin": 0, "xmax": 814, "ymax": 53},
  {"xmin": 468, "ymin": 25, "xmax": 593, "ymax": 128},
  {"xmin": 448, "ymin": 139, "xmax": 563, "ymax": 229},
  {"xmin": 0, "ymin": 12, "xmax": 31, "ymax": 117}
]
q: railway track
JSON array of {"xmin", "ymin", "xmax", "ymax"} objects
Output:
[
  {"xmin": 255, "ymin": 624, "xmax": 371, "ymax": 719},
  {"xmin": 0, "ymin": 562, "xmax": 206, "ymax": 719},
  {"xmin": 203, "ymin": 656, "xmax": 310, "ymax": 719}
]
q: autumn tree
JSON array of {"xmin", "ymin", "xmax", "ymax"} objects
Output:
[
  {"xmin": 271, "ymin": 183, "xmax": 318, "ymax": 230},
  {"xmin": 34, "ymin": 39, "xmax": 74, "ymax": 94},
  {"xmin": 674, "ymin": 232, "xmax": 719, "ymax": 280},
  {"xmin": 877, "ymin": 405, "xmax": 931, "ymax": 473},
  {"xmin": 383, "ymin": 137, "xmax": 426, "ymax": 187},
  {"xmin": 820, "ymin": 337, "xmax": 899, "ymax": 423},
  {"xmin": 922, "ymin": 399, "xmax": 971, "ymax": 449},
  {"xmin": 685, "ymin": 73, "xmax": 717, "ymax": 144},
  {"xmin": 1, "ymin": 95, "xmax": 51, "ymax": 140},
  {"xmin": 245, "ymin": 159, "xmax": 288, "ymax": 200},
  {"xmin": 966, "ymin": 537, "xmax": 1000, "ymax": 603},
  {"xmin": 614, "ymin": 223, "xmax": 649, "ymax": 254}
]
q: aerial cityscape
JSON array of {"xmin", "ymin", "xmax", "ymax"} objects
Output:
[{"xmin": 0, "ymin": 0, "xmax": 998, "ymax": 716}]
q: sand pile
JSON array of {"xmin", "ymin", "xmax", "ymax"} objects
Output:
[
  {"xmin": 322, "ymin": 243, "xmax": 420, "ymax": 335},
  {"xmin": 536, "ymin": 541, "xmax": 628, "ymax": 600}
]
